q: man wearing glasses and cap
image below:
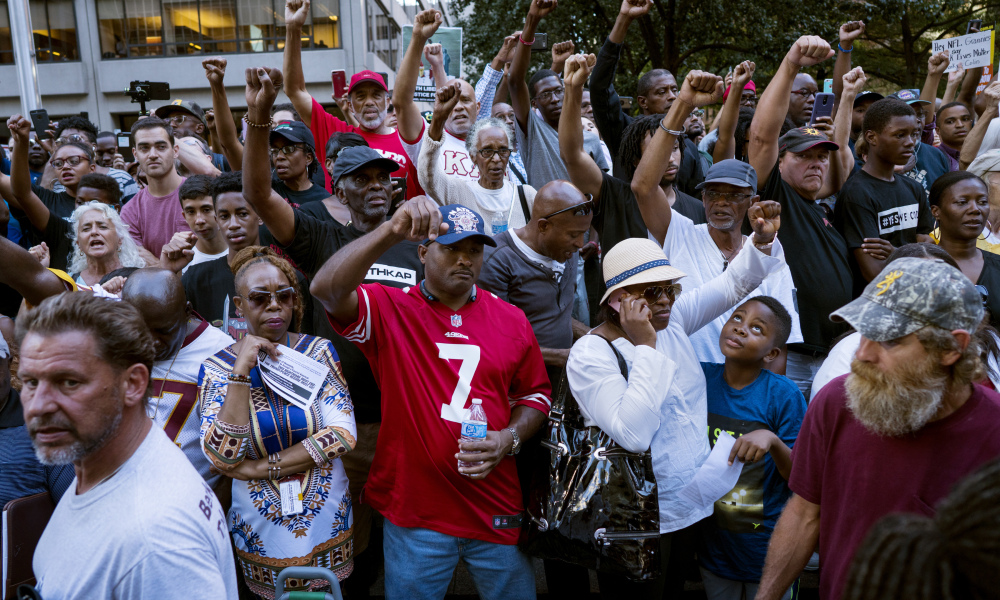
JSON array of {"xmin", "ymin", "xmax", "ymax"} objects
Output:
[
  {"xmin": 154, "ymin": 99, "xmax": 229, "ymax": 173},
  {"xmin": 313, "ymin": 198, "xmax": 551, "ymax": 599},
  {"xmin": 757, "ymin": 258, "xmax": 1000, "ymax": 600},
  {"xmin": 269, "ymin": 120, "xmax": 329, "ymax": 206}
]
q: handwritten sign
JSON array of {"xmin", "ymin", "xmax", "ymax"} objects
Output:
[{"xmin": 932, "ymin": 30, "xmax": 995, "ymax": 72}]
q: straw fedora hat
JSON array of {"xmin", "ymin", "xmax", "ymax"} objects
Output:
[{"xmin": 600, "ymin": 238, "xmax": 687, "ymax": 304}]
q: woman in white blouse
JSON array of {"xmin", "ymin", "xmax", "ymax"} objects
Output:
[
  {"xmin": 418, "ymin": 81, "xmax": 537, "ymax": 235},
  {"xmin": 567, "ymin": 231, "xmax": 781, "ymax": 597}
]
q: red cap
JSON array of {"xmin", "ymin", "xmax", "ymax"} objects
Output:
[
  {"xmin": 722, "ymin": 80, "xmax": 757, "ymax": 102},
  {"xmin": 349, "ymin": 70, "xmax": 388, "ymax": 94}
]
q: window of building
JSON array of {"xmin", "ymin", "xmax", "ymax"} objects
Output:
[
  {"xmin": 366, "ymin": 0, "xmax": 399, "ymax": 70},
  {"xmin": 0, "ymin": 0, "xmax": 80, "ymax": 64},
  {"xmin": 97, "ymin": 0, "xmax": 341, "ymax": 59}
]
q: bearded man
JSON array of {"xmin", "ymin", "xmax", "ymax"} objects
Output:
[{"xmin": 755, "ymin": 257, "xmax": 1000, "ymax": 600}]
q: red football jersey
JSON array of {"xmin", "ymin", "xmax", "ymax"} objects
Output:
[{"xmin": 333, "ymin": 283, "xmax": 551, "ymax": 544}]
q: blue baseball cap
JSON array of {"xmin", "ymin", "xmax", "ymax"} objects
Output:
[
  {"xmin": 269, "ymin": 120, "xmax": 316, "ymax": 153},
  {"xmin": 696, "ymin": 159, "xmax": 759, "ymax": 195},
  {"xmin": 428, "ymin": 204, "xmax": 497, "ymax": 247}
]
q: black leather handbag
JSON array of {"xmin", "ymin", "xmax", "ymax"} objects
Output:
[{"xmin": 520, "ymin": 336, "xmax": 662, "ymax": 581}]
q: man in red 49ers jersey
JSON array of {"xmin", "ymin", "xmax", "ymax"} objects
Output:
[
  {"xmin": 313, "ymin": 197, "xmax": 551, "ymax": 600},
  {"xmin": 122, "ymin": 269, "xmax": 233, "ymax": 490}
]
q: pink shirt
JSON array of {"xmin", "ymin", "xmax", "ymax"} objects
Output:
[{"xmin": 120, "ymin": 181, "xmax": 190, "ymax": 257}]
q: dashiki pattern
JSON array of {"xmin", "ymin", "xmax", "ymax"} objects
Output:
[{"xmin": 198, "ymin": 334, "xmax": 356, "ymax": 599}]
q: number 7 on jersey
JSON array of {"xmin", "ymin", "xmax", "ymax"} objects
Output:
[{"xmin": 437, "ymin": 343, "xmax": 481, "ymax": 423}]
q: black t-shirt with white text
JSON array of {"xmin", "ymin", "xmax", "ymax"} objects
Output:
[
  {"xmin": 759, "ymin": 164, "xmax": 853, "ymax": 354},
  {"xmin": 835, "ymin": 169, "xmax": 932, "ymax": 249},
  {"xmin": 282, "ymin": 209, "xmax": 425, "ymax": 423}
]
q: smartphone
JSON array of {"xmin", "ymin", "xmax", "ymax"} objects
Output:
[
  {"xmin": 332, "ymin": 69, "xmax": 347, "ymax": 98},
  {"xmin": 823, "ymin": 79, "xmax": 833, "ymax": 94},
  {"xmin": 967, "ymin": 19, "xmax": 982, "ymax": 34},
  {"xmin": 117, "ymin": 132, "xmax": 131, "ymax": 148},
  {"xmin": 810, "ymin": 92, "xmax": 835, "ymax": 125},
  {"xmin": 388, "ymin": 176, "xmax": 407, "ymax": 216},
  {"xmin": 619, "ymin": 96, "xmax": 634, "ymax": 111},
  {"xmin": 608, "ymin": 288, "xmax": 626, "ymax": 313},
  {"xmin": 530, "ymin": 33, "xmax": 549, "ymax": 53},
  {"xmin": 29, "ymin": 109, "xmax": 49, "ymax": 137}
]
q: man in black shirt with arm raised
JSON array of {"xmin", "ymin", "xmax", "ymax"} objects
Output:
[{"xmin": 241, "ymin": 65, "xmax": 423, "ymax": 598}]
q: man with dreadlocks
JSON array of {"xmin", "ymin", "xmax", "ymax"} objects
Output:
[
  {"xmin": 559, "ymin": 54, "xmax": 705, "ymax": 257},
  {"xmin": 756, "ymin": 258, "xmax": 1000, "ymax": 600},
  {"xmin": 843, "ymin": 457, "xmax": 1000, "ymax": 600}
]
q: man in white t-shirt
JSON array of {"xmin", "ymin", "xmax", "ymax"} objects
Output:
[
  {"xmin": 18, "ymin": 293, "xmax": 238, "ymax": 599},
  {"xmin": 177, "ymin": 174, "xmax": 228, "ymax": 273},
  {"xmin": 121, "ymin": 268, "xmax": 234, "ymax": 487}
]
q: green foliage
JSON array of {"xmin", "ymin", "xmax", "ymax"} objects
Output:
[{"xmin": 454, "ymin": 0, "xmax": 999, "ymax": 97}]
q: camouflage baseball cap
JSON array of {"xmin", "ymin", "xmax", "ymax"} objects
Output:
[{"xmin": 831, "ymin": 257, "xmax": 983, "ymax": 342}]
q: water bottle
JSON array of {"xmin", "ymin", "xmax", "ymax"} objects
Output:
[{"xmin": 458, "ymin": 399, "xmax": 488, "ymax": 470}]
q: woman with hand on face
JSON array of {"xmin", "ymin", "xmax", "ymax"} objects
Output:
[
  {"xmin": 928, "ymin": 171, "xmax": 1000, "ymax": 326},
  {"xmin": 419, "ymin": 81, "xmax": 538, "ymax": 235},
  {"xmin": 198, "ymin": 246, "xmax": 356, "ymax": 599},
  {"xmin": 567, "ymin": 233, "xmax": 782, "ymax": 597}
]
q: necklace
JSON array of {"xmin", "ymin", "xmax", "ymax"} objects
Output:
[
  {"xmin": 147, "ymin": 346, "xmax": 180, "ymax": 420},
  {"xmin": 719, "ymin": 237, "xmax": 745, "ymax": 272}
]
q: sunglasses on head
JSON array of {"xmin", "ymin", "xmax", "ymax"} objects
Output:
[
  {"xmin": 539, "ymin": 195, "xmax": 595, "ymax": 220},
  {"xmin": 243, "ymin": 286, "xmax": 296, "ymax": 309}
]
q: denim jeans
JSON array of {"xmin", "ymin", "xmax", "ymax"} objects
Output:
[
  {"xmin": 383, "ymin": 521, "xmax": 536, "ymax": 600},
  {"xmin": 785, "ymin": 351, "xmax": 826, "ymax": 400}
]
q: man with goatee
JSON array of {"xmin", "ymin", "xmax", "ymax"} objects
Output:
[{"xmin": 756, "ymin": 257, "xmax": 1000, "ymax": 600}]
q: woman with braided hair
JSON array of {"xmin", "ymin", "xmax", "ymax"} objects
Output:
[
  {"xmin": 198, "ymin": 246, "xmax": 357, "ymax": 598},
  {"xmin": 843, "ymin": 457, "xmax": 1000, "ymax": 600}
]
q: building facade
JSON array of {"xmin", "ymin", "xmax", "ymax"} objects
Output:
[{"xmin": 0, "ymin": 0, "xmax": 451, "ymax": 132}]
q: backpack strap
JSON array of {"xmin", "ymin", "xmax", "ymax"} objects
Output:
[{"xmin": 518, "ymin": 185, "xmax": 531, "ymax": 222}]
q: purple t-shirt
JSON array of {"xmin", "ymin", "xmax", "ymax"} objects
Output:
[
  {"xmin": 120, "ymin": 181, "xmax": 190, "ymax": 257},
  {"xmin": 790, "ymin": 375, "xmax": 1000, "ymax": 600}
]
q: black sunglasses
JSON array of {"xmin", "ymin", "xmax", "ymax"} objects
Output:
[{"xmin": 539, "ymin": 195, "xmax": 595, "ymax": 220}]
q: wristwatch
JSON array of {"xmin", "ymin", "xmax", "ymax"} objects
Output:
[{"xmin": 504, "ymin": 427, "xmax": 522, "ymax": 456}]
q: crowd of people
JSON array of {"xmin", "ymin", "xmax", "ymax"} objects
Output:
[{"xmin": 2, "ymin": 0, "xmax": 1000, "ymax": 598}]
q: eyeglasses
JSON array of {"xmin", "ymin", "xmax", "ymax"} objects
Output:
[
  {"xmin": 703, "ymin": 190, "xmax": 752, "ymax": 203},
  {"xmin": 533, "ymin": 87, "xmax": 565, "ymax": 102},
  {"xmin": 54, "ymin": 133, "xmax": 88, "ymax": 147},
  {"xmin": 640, "ymin": 284, "xmax": 682, "ymax": 304},
  {"xmin": 50, "ymin": 156, "xmax": 90, "ymax": 169},
  {"xmin": 242, "ymin": 286, "xmax": 297, "ymax": 309},
  {"xmin": 270, "ymin": 145, "xmax": 306, "ymax": 157},
  {"xmin": 166, "ymin": 115, "xmax": 195, "ymax": 126},
  {"xmin": 477, "ymin": 147, "xmax": 511, "ymax": 159},
  {"xmin": 790, "ymin": 89, "xmax": 817, "ymax": 99},
  {"xmin": 539, "ymin": 196, "xmax": 595, "ymax": 220},
  {"xmin": 690, "ymin": 109, "xmax": 705, "ymax": 118}
]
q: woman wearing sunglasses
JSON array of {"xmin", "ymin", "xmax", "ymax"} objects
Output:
[
  {"xmin": 198, "ymin": 246, "xmax": 356, "ymax": 598},
  {"xmin": 566, "ymin": 235, "xmax": 781, "ymax": 597},
  {"xmin": 418, "ymin": 81, "xmax": 538, "ymax": 234}
]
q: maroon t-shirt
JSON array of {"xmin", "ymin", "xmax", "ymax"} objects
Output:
[{"xmin": 790, "ymin": 375, "xmax": 1000, "ymax": 600}]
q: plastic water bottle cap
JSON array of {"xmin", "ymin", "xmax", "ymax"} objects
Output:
[{"xmin": 471, "ymin": 398, "xmax": 482, "ymax": 405}]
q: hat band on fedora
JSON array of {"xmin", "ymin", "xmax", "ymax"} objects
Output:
[{"xmin": 606, "ymin": 260, "xmax": 672, "ymax": 287}]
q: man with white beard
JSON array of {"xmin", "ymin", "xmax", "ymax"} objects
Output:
[{"xmin": 756, "ymin": 257, "xmax": 1000, "ymax": 600}]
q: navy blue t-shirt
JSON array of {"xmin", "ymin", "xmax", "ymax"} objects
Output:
[
  {"xmin": 699, "ymin": 363, "xmax": 807, "ymax": 582},
  {"xmin": 901, "ymin": 142, "xmax": 950, "ymax": 195}
]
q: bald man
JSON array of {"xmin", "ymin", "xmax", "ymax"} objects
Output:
[
  {"xmin": 122, "ymin": 268, "xmax": 233, "ymax": 486},
  {"xmin": 788, "ymin": 73, "xmax": 818, "ymax": 127},
  {"xmin": 395, "ymin": 10, "xmax": 492, "ymax": 185}
]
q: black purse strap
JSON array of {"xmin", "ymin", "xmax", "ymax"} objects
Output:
[
  {"xmin": 592, "ymin": 334, "xmax": 629, "ymax": 379},
  {"xmin": 517, "ymin": 185, "xmax": 531, "ymax": 222}
]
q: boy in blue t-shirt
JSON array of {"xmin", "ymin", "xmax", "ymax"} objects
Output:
[{"xmin": 699, "ymin": 296, "xmax": 807, "ymax": 600}]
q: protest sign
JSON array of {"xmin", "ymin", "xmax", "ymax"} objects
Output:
[
  {"xmin": 932, "ymin": 29, "xmax": 995, "ymax": 72},
  {"xmin": 401, "ymin": 25, "xmax": 463, "ymax": 102}
]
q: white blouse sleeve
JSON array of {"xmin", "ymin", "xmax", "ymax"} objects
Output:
[
  {"xmin": 566, "ymin": 335, "xmax": 676, "ymax": 453},
  {"xmin": 672, "ymin": 239, "xmax": 782, "ymax": 335}
]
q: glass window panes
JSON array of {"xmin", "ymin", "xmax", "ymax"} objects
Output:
[
  {"xmin": 0, "ymin": 0, "xmax": 79, "ymax": 63},
  {"xmin": 96, "ymin": 0, "xmax": 342, "ymax": 59}
]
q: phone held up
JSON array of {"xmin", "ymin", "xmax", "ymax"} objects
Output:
[
  {"xmin": 529, "ymin": 33, "xmax": 549, "ymax": 53},
  {"xmin": 809, "ymin": 93, "xmax": 835, "ymax": 125},
  {"xmin": 29, "ymin": 109, "xmax": 49, "ymax": 139},
  {"xmin": 332, "ymin": 69, "xmax": 348, "ymax": 98}
]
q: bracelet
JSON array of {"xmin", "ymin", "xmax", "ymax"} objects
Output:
[
  {"xmin": 245, "ymin": 116, "xmax": 274, "ymax": 129},
  {"xmin": 752, "ymin": 232, "xmax": 775, "ymax": 250},
  {"xmin": 838, "ymin": 43, "xmax": 853, "ymax": 53},
  {"xmin": 229, "ymin": 373, "xmax": 251, "ymax": 384},
  {"xmin": 658, "ymin": 120, "xmax": 685, "ymax": 136},
  {"xmin": 268, "ymin": 464, "xmax": 281, "ymax": 480},
  {"xmin": 518, "ymin": 35, "xmax": 535, "ymax": 46}
]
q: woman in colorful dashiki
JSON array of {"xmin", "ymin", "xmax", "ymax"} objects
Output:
[{"xmin": 199, "ymin": 246, "xmax": 356, "ymax": 599}]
